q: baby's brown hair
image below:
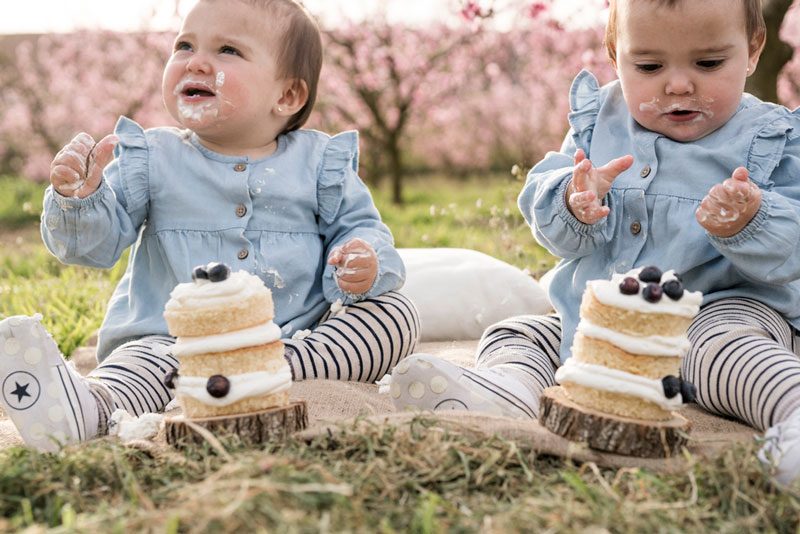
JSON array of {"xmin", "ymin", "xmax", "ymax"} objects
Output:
[
  {"xmin": 604, "ymin": 0, "xmax": 766, "ymax": 64},
  {"xmin": 220, "ymin": 0, "xmax": 323, "ymax": 133}
]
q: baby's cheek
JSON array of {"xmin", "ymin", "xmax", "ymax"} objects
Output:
[{"xmin": 217, "ymin": 80, "xmax": 249, "ymax": 116}]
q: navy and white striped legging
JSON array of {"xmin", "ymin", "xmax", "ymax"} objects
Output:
[
  {"xmin": 87, "ymin": 291, "xmax": 419, "ymax": 433},
  {"xmin": 474, "ymin": 297, "xmax": 800, "ymax": 431}
]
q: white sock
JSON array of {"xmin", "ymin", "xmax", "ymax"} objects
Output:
[
  {"xmin": 387, "ymin": 353, "xmax": 539, "ymax": 419},
  {"xmin": 0, "ymin": 315, "xmax": 100, "ymax": 451},
  {"xmin": 758, "ymin": 407, "xmax": 800, "ymax": 486}
]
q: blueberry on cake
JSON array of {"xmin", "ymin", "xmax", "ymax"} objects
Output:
[{"xmin": 555, "ymin": 266, "xmax": 701, "ymax": 421}]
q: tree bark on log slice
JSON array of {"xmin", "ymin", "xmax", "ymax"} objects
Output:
[
  {"xmin": 165, "ymin": 401, "xmax": 308, "ymax": 449},
  {"xmin": 539, "ymin": 387, "xmax": 690, "ymax": 458}
]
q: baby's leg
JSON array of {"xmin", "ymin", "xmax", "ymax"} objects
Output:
[
  {"xmin": 87, "ymin": 335, "xmax": 178, "ymax": 434},
  {"xmin": 283, "ymin": 291, "xmax": 420, "ymax": 382},
  {"xmin": 683, "ymin": 298, "xmax": 800, "ymax": 430},
  {"xmin": 0, "ymin": 315, "xmax": 101, "ymax": 451},
  {"xmin": 684, "ymin": 298, "xmax": 800, "ymax": 484},
  {"xmin": 390, "ymin": 314, "xmax": 561, "ymax": 418}
]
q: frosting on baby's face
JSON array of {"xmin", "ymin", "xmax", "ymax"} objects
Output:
[{"xmin": 613, "ymin": 0, "xmax": 761, "ymax": 142}]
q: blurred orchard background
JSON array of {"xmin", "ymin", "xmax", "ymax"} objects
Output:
[{"xmin": 1, "ymin": 0, "xmax": 798, "ymax": 205}]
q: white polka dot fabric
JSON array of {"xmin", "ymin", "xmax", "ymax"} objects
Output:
[
  {"xmin": 0, "ymin": 315, "xmax": 98, "ymax": 452},
  {"xmin": 388, "ymin": 353, "xmax": 538, "ymax": 419}
]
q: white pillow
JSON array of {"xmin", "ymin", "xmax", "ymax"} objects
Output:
[{"xmin": 397, "ymin": 248, "xmax": 553, "ymax": 341}]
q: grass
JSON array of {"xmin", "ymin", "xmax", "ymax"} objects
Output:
[{"xmin": 0, "ymin": 174, "xmax": 798, "ymax": 531}]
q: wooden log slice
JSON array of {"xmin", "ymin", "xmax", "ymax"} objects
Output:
[
  {"xmin": 539, "ymin": 387, "xmax": 690, "ymax": 458},
  {"xmin": 165, "ymin": 401, "xmax": 308, "ymax": 449}
]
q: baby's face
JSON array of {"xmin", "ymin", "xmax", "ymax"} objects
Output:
[
  {"xmin": 614, "ymin": 0, "xmax": 760, "ymax": 142},
  {"xmin": 161, "ymin": 0, "xmax": 286, "ymax": 147}
]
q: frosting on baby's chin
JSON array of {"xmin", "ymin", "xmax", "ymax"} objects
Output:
[
  {"xmin": 588, "ymin": 268, "xmax": 702, "ymax": 317},
  {"xmin": 165, "ymin": 270, "xmax": 268, "ymax": 311}
]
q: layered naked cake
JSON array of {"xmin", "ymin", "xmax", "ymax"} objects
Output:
[
  {"xmin": 555, "ymin": 266, "xmax": 702, "ymax": 421},
  {"xmin": 163, "ymin": 262, "xmax": 291, "ymax": 418}
]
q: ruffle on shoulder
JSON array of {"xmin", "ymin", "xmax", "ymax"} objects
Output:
[
  {"xmin": 318, "ymin": 130, "xmax": 359, "ymax": 224},
  {"xmin": 113, "ymin": 116, "xmax": 150, "ymax": 214},
  {"xmin": 568, "ymin": 69, "xmax": 601, "ymax": 154},
  {"xmin": 747, "ymin": 107, "xmax": 799, "ymax": 187}
]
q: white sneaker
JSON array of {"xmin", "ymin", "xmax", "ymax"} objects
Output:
[
  {"xmin": 387, "ymin": 353, "xmax": 538, "ymax": 419},
  {"xmin": 0, "ymin": 315, "xmax": 99, "ymax": 451},
  {"xmin": 758, "ymin": 409, "xmax": 800, "ymax": 486}
]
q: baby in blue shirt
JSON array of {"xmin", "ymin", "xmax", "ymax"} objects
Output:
[
  {"xmin": 393, "ymin": 0, "xmax": 800, "ymax": 484},
  {"xmin": 0, "ymin": 0, "xmax": 419, "ymax": 450}
]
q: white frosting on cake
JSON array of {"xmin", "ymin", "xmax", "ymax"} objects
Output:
[
  {"xmin": 577, "ymin": 320, "xmax": 690, "ymax": 357},
  {"xmin": 165, "ymin": 270, "xmax": 269, "ymax": 311},
  {"xmin": 172, "ymin": 321, "xmax": 282, "ymax": 357},
  {"xmin": 588, "ymin": 268, "xmax": 702, "ymax": 317},
  {"xmin": 176, "ymin": 365, "xmax": 292, "ymax": 407},
  {"xmin": 555, "ymin": 359, "xmax": 683, "ymax": 411}
]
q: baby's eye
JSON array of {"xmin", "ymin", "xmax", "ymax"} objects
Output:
[
  {"xmin": 219, "ymin": 45, "xmax": 242, "ymax": 56},
  {"xmin": 696, "ymin": 59, "xmax": 724, "ymax": 69},
  {"xmin": 635, "ymin": 63, "xmax": 661, "ymax": 73},
  {"xmin": 174, "ymin": 41, "xmax": 193, "ymax": 52}
]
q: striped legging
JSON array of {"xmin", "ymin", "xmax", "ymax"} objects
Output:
[
  {"xmin": 87, "ymin": 291, "xmax": 419, "ymax": 433},
  {"xmin": 474, "ymin": 297, "xmax": 800, "ymax": 431}
]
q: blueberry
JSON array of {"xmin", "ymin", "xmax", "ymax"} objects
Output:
[
  {"xmin": 619, "ymin": 277, "xmax": 640, "ymax": 295},
  {"xmin": 164, "ymin": 369, "xmax": 179, "ymax": 389},
  {"xmin": 661, "ymin": 375, "xmax": 681, "ymax": 398},
  {"xmin": 206, "ymin": 375, "xmax": 231, "ymax": 398},
  {"xmin": 662, "ymin": 279, "xmax": 684, "ymax": 300},
  {"xmin": 638, "ymin": 266, "xmax": 662, "ymax": 283},
  {"xmin": 207, "ymin": 262, "xmax": 231, "ymax": 283},
  {"xmin": 642, "ymin": 282, "xmax": 663, "ymax": 302},
  {"xmin": 680, "ymin": 380, "xmax": 697, "ymax": 403},
  {"xmin": 192, "ymin": 265, "xmax": 209, "ymax": 281}
]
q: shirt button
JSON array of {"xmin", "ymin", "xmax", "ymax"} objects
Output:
[
  {"xmin": 640, "ymin": 165, "xmax": 652, "ymax": 178},
  {"xmin": 237, "ymin": 249, "xmax": 249, "ymax": 260},
  {"xmin": 235, "ymin": 204, "xmax": 247, "ymax": 217},
  {"xmin": 630, "ymin": 221, "xmax": 642, "ymax": 235},
  {"xmin": 234, "ymin": 163, "xmax": 247, "ymax": 172}
]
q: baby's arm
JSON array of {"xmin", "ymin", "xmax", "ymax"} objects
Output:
[
  {"xmin": 521, "ymin": 133, "xmax": 629, "ymax": 260},
  {"xmin": 318, "ymin": 133, "xmax": 403, "ymax": 303},
  {"xmin": 701, "ymin": 136, "xmax": 800, "ymax": 284},
  {"xmin": 42, "ymin": 121, "xmax": 150, "ymax": 268}
]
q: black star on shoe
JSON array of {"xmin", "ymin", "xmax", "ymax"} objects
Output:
[{"xmin": 11, "ymin": 382, "xmax": 31, "ymax": 403}]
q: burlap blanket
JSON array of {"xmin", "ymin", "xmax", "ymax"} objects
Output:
[{"xmin": 0, "ymin": 341, "xmax": 757, "ymax": 472}]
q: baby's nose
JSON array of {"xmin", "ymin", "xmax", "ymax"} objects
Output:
[
  {"xmin": 665, "ymin": 72, "xmax": 694, "ymax": 95},
  {"xmin": 186, "ymin": 53, "xmax": 213, "ymax": 74}
]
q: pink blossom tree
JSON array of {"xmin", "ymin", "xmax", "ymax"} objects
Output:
[{"xmin": 0, "ymin": 31, "xmax": 173, "ymax": 181}]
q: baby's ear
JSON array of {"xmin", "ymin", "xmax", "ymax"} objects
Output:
[
  {"xmin": 275, "ymin": 79, "xmax": 309, "ymax": 115},
  {"xmin": 746, "ymin": 30, "xmax": 766, "ymax": 75}
]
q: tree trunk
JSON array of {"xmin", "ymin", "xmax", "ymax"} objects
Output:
[
  {"xmin": 539, "ymin": 387, "xmax": 691, "ymax": 458},
  {"xmin": 746, "ymin": 0, "xmax": 794, "ymax": 103},
  {"xmin": 388, "ymin": 136, "xmax": 405, "ymax": 205},
  {"xmin": 165, "ymin": 401, "xmax": 308, "ymax": 449}
]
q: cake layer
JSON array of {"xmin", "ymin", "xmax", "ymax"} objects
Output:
[
  {"xmin": 164, "ymin": 270, "xmax": 274, "ymax": 336},
  {"xmin": 178, "ymin": 341, "xmax": 285, "ymax": 377},
  {"xmin": 572, "ymin": 333, "xmax": 681, "ymax": 379},
  {"xmin": 561, "ymin": 383, "xmax": 672, "ymax": 421},
  {"xmin": 555, "ymin": 359, "xmax": 682, "ymax": 411},
  {"xmin": 180, "ymin": 390, "xmax": 290, "ymax": 419},
  {"xmin": 171, "ymin": 320, "xmax": 282, "ymax": 357},
  {"xmin": 581, "ymin": 288, "xmax": 693, "ymax": 338}
]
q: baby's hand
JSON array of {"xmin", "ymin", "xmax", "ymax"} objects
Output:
[
  {"xmin": 327, "ymin": 238, "xmax": 378, "ymax": 295},
  {"xmin": 696, "ymin": 167, "xmax": 761, "ymax": 238},
  {"xmin": 566, "ymin": 149, "xmax": 634, "ymax": 224},
  {"xmin": 50, "ymin": 132, "xmax": 118, "ymax": 198}
]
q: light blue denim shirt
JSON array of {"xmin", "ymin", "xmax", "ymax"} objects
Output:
[
  {"xmin": 520, "ymin": 70, "xmax": 800, "ymax": 363},
  {"xmin": 41, "ymin": 117, "xmax": 404, "ymax": 360}
]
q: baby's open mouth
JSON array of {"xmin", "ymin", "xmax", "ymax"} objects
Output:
[
  {"xmin": 184, "ymin": 87, "xmax": 215, "ymax": 97},
  {"xmin": 670, "ymin": 109, "xmax": 694, "ymax": 115}
]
